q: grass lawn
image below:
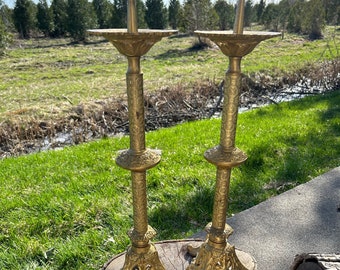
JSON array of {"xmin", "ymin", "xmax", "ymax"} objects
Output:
[
  {"xmin": 0, "ymin": 90, "xmax": 339, "ymax": 269},
  {"xmin": 0, "ymin": 26, "xmax": 339, "ymax": 124}
]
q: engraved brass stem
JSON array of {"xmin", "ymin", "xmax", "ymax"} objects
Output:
[
  {"xmin": 210, "ymin": 57, "xmax": 243, "ymax": 239},
  {"xmin": 126, "ymin": 57, "xmax": 145, "ymax": 153},
  {"xmin": 219, "ymin": 57, "xmax": 241, "ymax": 151},
  {"xmin": 126, "ymin": 57, "xmax": 147, "ymax": 237}
]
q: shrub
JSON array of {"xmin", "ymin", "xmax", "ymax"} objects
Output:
[{"xmin": 0, "ymin": 19, "xmax": 12, "ymax": 56}]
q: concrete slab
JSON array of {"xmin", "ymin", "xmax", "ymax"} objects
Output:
[{"xmin": 193, "ymin": 167, "xmax": 340, "ymax": 270}]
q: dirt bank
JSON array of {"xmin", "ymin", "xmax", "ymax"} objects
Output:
[{"xmin": 0, "ymin": 59, "xmax": 338, "ymax": 158}]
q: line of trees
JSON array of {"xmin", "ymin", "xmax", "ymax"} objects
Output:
[{"xmin": 0, "ymin": 0, "xmax": 339, "ymax": 45}]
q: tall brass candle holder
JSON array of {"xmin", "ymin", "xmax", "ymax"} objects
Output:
[
  {"xmin": 187, "ymin": 0, "xmax": 280, "ymax": 269},
  {"xmin": 88, "ymin": 0, "xmax": 177, "ymax": 268}
]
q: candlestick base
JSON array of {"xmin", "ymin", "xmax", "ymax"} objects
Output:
[
  {"xmin": 122, "ymin": 243, "xmax": 165, "ymax": 270},
  {"xmin": 103, "ymin": 239, "xmax": 256, "ymax": 270},
  {"xmin": 186, "ymin": 223, "xmax": 256, "ymax": 270},
  {"xmin": 119, "ymin": 225, "xmax": 164, "ymax": 270},
  {"xmin": 187, "ymin": 240, "xmax": 256, "ymax": 270}
]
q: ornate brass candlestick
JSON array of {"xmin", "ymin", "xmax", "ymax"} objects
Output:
[
  {"xmin": 187, "ymin": 0, "xmax": 280, "ymax": 269},
  {"xmin": 88, "ymin": 0, "xmax": 177, "ymax": 268}
]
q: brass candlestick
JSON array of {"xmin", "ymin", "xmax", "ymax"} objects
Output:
[
  {"xmin": 88, "ymin": 0, "xmax": 177, "ymax": 268},
  {"xmin": 187, "ymin": 0, "xmax": 280, "ymax": 269}
]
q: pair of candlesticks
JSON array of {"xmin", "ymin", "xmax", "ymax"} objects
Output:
[{"xmin": 88, "ymin": 0, "xmax": 280, "ymax": 268}]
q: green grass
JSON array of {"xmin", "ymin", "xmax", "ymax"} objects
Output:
[
  {"xmin": 0, "ymin": 26, "xmax": 339, "ymax": 123},
  {"xmin": 0, "ymin": 90, "xmax": 339, "ymax": 269}
]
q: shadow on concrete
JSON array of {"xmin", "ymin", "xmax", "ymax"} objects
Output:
[{"xmin": 226, "ymin": 167, "xmax": 340, "ymax": 270}]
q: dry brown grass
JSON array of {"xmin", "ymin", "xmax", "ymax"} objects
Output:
[
  {"xmin": 1, "ymin": 30, "xmax": 339, "ymax": 157},
  {"xmin": 1, "ymin": 57, "xmax": 338, "ymax": 158}
]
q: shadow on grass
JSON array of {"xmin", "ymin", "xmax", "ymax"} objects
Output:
[
  {"xmin": 234, "ymin": 91, "xmax": 340, "ymax": 210},
  {"xmin": 149, "ymin": 181, "xmax": 214, "ymax": 239},
  {"xmin": 168, "ymin": 33, "xmax": 191, "ymax": 39},
  {"xmin": 24, "ymin": 36, "xmax": 109, "ymax": 49},
  {"xmin": 154, "ymin": 48, "xmax": 201, "ymax": 60},
  {"xmin": 149, "ymin": 91, "xmax": 340, "ymax": 239},
  {"xmin": 155, "ymin": 34, "xmax": 206, "ymax": 60},
  {"xmin": 321, "ymin": 91, "xmax": 340, "ymax": 135}
]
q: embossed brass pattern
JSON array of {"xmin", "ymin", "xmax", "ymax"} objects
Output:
[
  {"xmin": 116, "ymin": 149, "xmax": 161, "ymax": 172},
  {"xmin": 87, "ymin": 29, "xmax": 171, "ymax": 57},
  {"xmin": 194, "ymin": 31, "xmax": 281, "ymax": 57},
  {"xmin": 204, "ymin": 146, "xmax": 247, "ymax": 168},
  {"xmin": 189, "ymin": 0, "xmax": 280, "ymax": 268},
  {"xmin": 123, "ymin": 237, "xmax": 166, "ymax": 270},
  {"xmin": 88, "ymin": 0, "xmax": 177, "ymax": 267}
]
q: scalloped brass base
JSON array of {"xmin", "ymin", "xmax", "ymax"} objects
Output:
[
  {"xmin": 122, "ymin": 243, "xmax": 165, "ymax": 270},
  {"xmin": 187, "ymin": 241, "xmax": 252, "ymax": 270},
  {"xmin": 186, "ymin": 222, "xmax": 256, "ymax": 270},
  {"xmin": 103, "ymin": 240, "xmax": 256, "ymax": 270}
]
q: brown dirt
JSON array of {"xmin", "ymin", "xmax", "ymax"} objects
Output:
[{"xmin": 0, "ymin": 59, "xmax": 338, "ymax": 158}]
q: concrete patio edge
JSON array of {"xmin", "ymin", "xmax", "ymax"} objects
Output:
[{"xmin": 192, "ymin": 166, "xmax": 340, "ymax": 270}]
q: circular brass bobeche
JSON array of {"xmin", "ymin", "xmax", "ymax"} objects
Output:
[
  {"xmin": 116, "ymin": 149, "xmax": 161, "ymax": 171},
  {"xmin": 87, "ymin": 29, "xmax": 178, "ymax": 57},
  {"xmin": 195, "ymin": 31, "xmax": 281, "ymax": 57},
  {"xmin": 204, "ymin": 146, "xmax": 247, "ymax": 168}
]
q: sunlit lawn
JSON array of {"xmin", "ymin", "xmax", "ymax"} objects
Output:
[{"xmin": 0, "ymin": 90, "xmax": 339, "ymax": 269}]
